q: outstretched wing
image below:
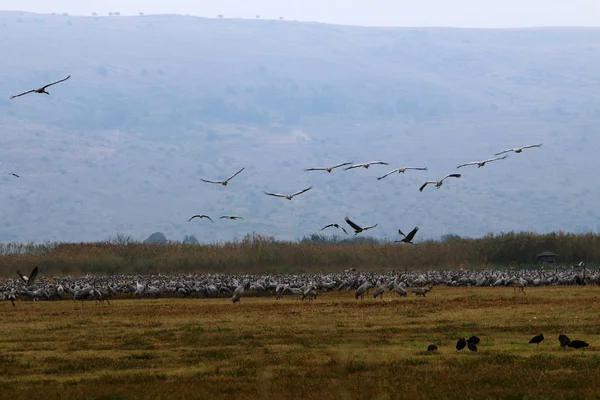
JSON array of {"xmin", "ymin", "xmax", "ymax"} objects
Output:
[
  {"xmin": 16, "ymin": 269, "xmax": 27, "ymax": 283},
  {"xmin": 405, "ymin": 226, "xmax": 419, "ymax": 242},
  {"xmin": 419, "ymin": 181, "xmax": 435, "ymax": 192},
  {"xmin": 305, "ymin": 167, "xmax": 326, "ymax": 172},
  {"xmin": 41, "ymin": 75, "xmax": 71, "ymax": 90},
  {"xmin": 344, "ymin": 216, "xmax": 362, "ymax": 231},
  {"xmin": 10, "ymin": 89, "xmax": 36, "ymax": 99},
  {"xmin": 9, "ymin": 173, "xmax": 20, "ymax": 178},
  {"xmin": 291, "ymin": 186, "xmax": 313, "ymax": 197},
  {"xmin": 377, "ymin": 169, "xmax": 399, "ymax": 180},
  {"xmin": 521, "ymin": 143, "xmax": 543, "ymax": 150},
  {"xmin": 27, "ymin": 266, "xmax": 39, "ymax": 286},
  {"xmin": 264, "ymin": 191, "xmax": 287, "ymax": 198},
  {"xmin": 320, "ymin": 224, "xmax": 334, "ymax": 231},
  {"xmin": 363, "ymin": 224, "xmax": 378, "ymax": 231},
  {"xmin": 340, "ymin": 226, "xmax": 348, "ymax": 234},
  {"xmin": 494, "ymin": 148, "xmax": 515, "ymax": 156},
  {"xmin": 405, "ymin": 167, "xmax": 428, "ymax": 171},
  {"xmin": 345, "ymin": 164, "xmax": 361, "ymax": 170},
  {"xmin": 204, "ymin": 215, "xmax": 214, "ymax": 222},
  {"xmin": 456, "ymin": 162, "xmax": 477, "ymax": 169},
  {"xmin": 188, "ymin": 214, "xmax": 212, "ymax": 222},
  {"xmin": 226, "ymin": 167, "xmax": 245, "ymax": 182},
  {"xmin": 331, "ymin": 162, "xmax": 353, "ymax": 169},
  {"xmin": 398, "ymin": 229, "xmax": 406, "ymax": 238},
  {"xmin": 441, "ymin": 173, "xmax": 462, "ymax": 182},
  {"xmin": 200, "ymin": 178, "xmax": 223, "ymax": 184},
  {"xmin": 366, "ymin": 161, "xmax": 389, "ymax": 166},
  {"xmin": 484, "ymin": 154, "xmax": 508, "ymax": 163}
]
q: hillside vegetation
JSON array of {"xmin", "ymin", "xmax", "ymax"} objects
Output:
[{"xmin": 1, "ymin": 11, "xmax": 600, "ymax": 243}]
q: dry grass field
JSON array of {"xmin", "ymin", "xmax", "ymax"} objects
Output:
[{"xmin": 1, "ymin": 286, "xmax": 600, "ymax": 400}]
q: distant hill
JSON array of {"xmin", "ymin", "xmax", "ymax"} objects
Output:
[{"xmin": 1, "ymin": 11, "xmax": 600, "ymax": 243}]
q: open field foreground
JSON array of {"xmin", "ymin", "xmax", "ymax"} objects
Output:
[{"xmin": 1, "ymin": 287, "xmax": 600, "ymax": 399}]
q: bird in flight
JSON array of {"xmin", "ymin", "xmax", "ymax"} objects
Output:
[
  {"xmin": 264, "ymin": 186, "xmax": 313, "ymax": 200},
  {"xmin": 494, "ymin": 143, "xmax": 543, "ymax": 156},
  {"xmin": 188, "ymin": 215, "xmax": 213, "ymax": 222},
  {"xmin": 344, "ymin": 216, "xmax": 377, "ymax": 235},
  {"xmin": 220, "ymin": 215, "xmax": 243, "ymax": 220},
  {"xmin": 200, "ymin": 167, "xmax": 245, "ymax": 186},
  {"xmin": 395, "ymin": 227, "xmax": 419, "ymax": 245},
  {"xmin": 320, "ymin": 223, "xmax": 348, "ymax": 235},
  {"xmin": 305, "ymin": 162, "xmax": 353, "ymax": 173},
  {"xmin": 377, "ymin": 167, "xmax": 428, "ymax": 180},
  {"xmin": 419, "ymin": 174, "xmax": 462, "ymax": 192},
  {"xmin": 8, "ymin": 173, "xmax": 20, "ymax": 178},
  {"xmin": 16, "ymin": 266, "xmax": 39, "ymax": 287},
  {"xmin": 10, "ymin": 75, "xmax": 71, "ymax": 99},
  {"xmin": 345, "ymin": 161, "xmax": 389, "ymax": 170},
  {"xmin": 457, "ymin": 154, "xmax": 508, "ymax": 169}
]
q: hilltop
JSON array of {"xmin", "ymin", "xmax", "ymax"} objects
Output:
[{"xmin": 1, "ymin": 11, "xmax": 600, "ymax": 243}]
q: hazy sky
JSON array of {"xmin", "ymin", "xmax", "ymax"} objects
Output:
[{"xmin": 0, "ymin": 0, "xmax": 599, "ymax": 28}]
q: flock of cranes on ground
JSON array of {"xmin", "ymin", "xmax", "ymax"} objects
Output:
[{"xmin": 6, "ymin": 75, "xmax": 544, "ymax": 243}]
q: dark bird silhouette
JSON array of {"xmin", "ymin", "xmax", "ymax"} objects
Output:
[
  {"xmin": 220, "ymin": 216, "xmax": 243, "ymax": 220},
  {"xmin": 457, "ymin": 154, "xmax": 508, "ymax": 169},
  {"xmin": 200, "ymin": 167, "xmax": 245, "ymax": 186},
  {"xmin": 8, "ymin": 173, "xmax": 19, "ymax": 178},
  {"xmin": 456, "ymin": 338, "xmax": 467, "ymax": 350},
  {"xmin": 188, "ymin": 215, "xmax": 213, "ymax": 222},
  {"xmin": 495, "ymin": 143, "xmax": 543, "ymax": 156},
  {"xmin": 10, "ymin": 75, "xmax": 71, "ymax": 99},
  {"xmin": 264, "ymin": 186, "xmax": 313, "ymax": 200},
  {"xmin": 305, "ymin": 162, "xmax": 352, "ymax": 173},
  {"xmin": 344, "ymin": 216, "xmax": 377, "ymax": 235},
  {"xmin": 395, "ymin": 227, "xmax": 419, "ymax": 245},
  {"xmin": 529, "ymin": 333, "xmax": 544, "ymax": 348},
  {"xmin": 467, "ymin": 342, "xmax": 478, "ymax": 352},
  {"xmin": 467, "ymin": 336, "xmax": 481, "ymax": 345},
  {"xmin": 558, "ymin": 334, "xmax": 571, "ymax": 348},
  {"xmin": 567, "ymin": 340, "xmax": 589, "ymax": 350},
  {"xmin": 419, "ymin": 174, "xmax": 462, "ymax": 192},
  {"xmin": 320, "ymin": 223, "xmax": 348, "ymax": 235},
  {"xmin": 377, "ymin": 166, "xmax": 428, "ymax": 180},
  {"xmin": 427, "ymin": 344, "xmax": 438, "ymax": 352},
  {"xmin": 16, "ymin": 266, "xmax": 38, "ymax": 287}
]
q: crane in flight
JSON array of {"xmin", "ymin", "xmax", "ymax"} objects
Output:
[
  {"xmin": 494, "ymin": 143, "xmax": 543, "ymax": 156},
  {"xmin": 200, "ymin": 167, "xmax": 245, "ymax": 186},
  {"xmin": 305, "ymin": 162, "xmax": 352, "ymax": 173},
  {"xmin": 10, "ymin": 75, "xmax": 71, "ymax": 99},
  {"xmin": 377, "ymin": 166, "xmax": 428, "ymax": 180},
  {"xmin": 264, "ymin": 186, "xmax": 313, "ymax": 200},
  {"xmin": 419, "ymin": 174, "xmax": 461, "ymax": 192},
  {"xmin": 457, "ymin": 154, "xmax": 508, "ymax": 169}
]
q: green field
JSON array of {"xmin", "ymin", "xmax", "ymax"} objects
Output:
[{"xmin": 1, "ymin": 286, "xmax": 599, "ymax": 399}]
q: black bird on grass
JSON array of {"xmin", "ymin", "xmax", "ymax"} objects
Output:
[
  {"xmin": 467, "ymin": 342, "xmax": 478, "ymax": 352},
  {"xmin": 558, "ymin": 334, "xmax": 571, "ymax": 348},
  {"xmin": 10, "ymin": 75, "xmax": 71, "ymax": 99},
  {"xmin": 567, "ymin": 340, "xmax": 589, "ymax": 350},
  {"xmin": 395, "ymin": 227, "xmax": 419, "ymax": 245},
  {"xmin": 467, "ymin": 336, "xmax": 480, "ymax": 345},
  {"xmin": 427, "ymin": 344, "xmax": 438, "ymax": 352},
  {"xmin": 529, "ymin": 333, "xmax": 544, "ymax": 348},
  {"xmin": 456, "ymin": 338, "xmax": 467, "ymax": 350}
]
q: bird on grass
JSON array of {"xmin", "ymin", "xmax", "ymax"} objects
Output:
[
  {"xmin": 200, "ymin": 167, "xmax": 245, "ymax": 186},
  {"xmin": 558, "ymin": 334, "xmax": 571, "ymax": 349},
  {"xmin": 345, "ymin": 161, "xmax": 389, "ymax": 170},
  {"xmin": 494, "ymin": 143, "xmax": 543, "ymax": 156},
  {"xmin": 305, "ymin": 162, "xmax": 352, "ymax": 173},
  {"xmin": 427, "ymin": 344, "xmax": 438, "ymax": 352},
  {"xmin": 377, "ymin": 167, "xmax": 428, "ymax": 180},
  {"xmin": 529, "ymin": 333, "xmax": 544, "ymax": 348},
  {"xmin": 188, "ymin": 215, "xmax": 213, "ymax": 222},
  {"xmin": 395, "ymin": 227, "xmax": 419, "ymax": 245},
  {"xmin": 264, "ymin": 186, "xmax": 313, "ymax": 200},
  {"xmin": 467, "ymin": 336, "xmax": 480, "ymax": 345},
  {"xmin": 344, "ymin": 216, "xmax": 377, "ymax": 235},
  {"xmin": 320, "ymin": 223, "xmax": 348, "ymax": 235},
  {"xmin": 457, "ymin": 154, "xmax": 508, "ymax": 169},
  {"xmin": 220, "ymin": 216, "xmax": 243, "ymax": 220},
  {"xmin": 567, "ymin": 340, "xmax": 589, "ymax": 351},
  {"xmin": 16, "ymin": 266, "xmax": 38, "ymax": 287},
  {"xmin": 467, "ymin": 342, "xmax": 478, "ymax": 352},
  {"xmin": 10, "ymin": 75, "xmax": 71, "ymax": 99},
  {"xmin": 456, "ymin": 338, "xmax": 467, "ymax": 350},
  {"xmin": 419, "ymin": 174, "xmax": 462, "ymax": 192}
]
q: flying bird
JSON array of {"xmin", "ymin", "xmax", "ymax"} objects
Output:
[
  {"xmin": 419, "ymin": 174, "xmax": 462, "ymax": 192},
  {"xmin": 305, "ymin": 162, "xmax": 352, "ymax": 173},
  {"xmin": 264, "ymin": 186, "xmax": 313, "ymax": 200},
  {"xmin": 200, "ymin": 167, "xmax": 245, "ymax": 186},
  {"xmin": 8, "ymin": 173, "xmax": 20, "ymax": 178},
  {"xmin": 16, "ymin": 266, "xmax": 38, "ymax": 287},
  {"xmin": 344, "ymin": 216, "xmax": 377, "ymax": 235},
  {"xmin": 188, "ymin": 215, "xmax": 213, "ymax": 222},
  {"xmin": 220, "ymin": 216, "xmax": 243, "ymax": 220},
  {"xmin": 10, "ymin": 75, "xmax": 71, "ymax": 99},
  {"xmin": 377, "ymin": 167, "xmax": 428, "ymax": 180},
  {"xmin": 345, "ymin": 161, "xmax": 389, "ymax": 170},
  {"xmin": 494, "ymin": 143, "xmax": 543, "ymax": 156},
  {"xmin": 395, "ymin": 227, "xmax": 419, "ymax": 245},
  {"xmin": 529, "ymin": 333, "xmax": 544, "ymax": 348},
  {"xmin": 456, "ymin": 154, "xmax": 508, "ymax": 169},
  {"xmin": 320, "ymin": 223, "xmax": 348, "ymax": 235}
]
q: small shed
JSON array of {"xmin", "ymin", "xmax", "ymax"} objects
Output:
[{"xmin": 537, "ymin": 251, "xmax": 558, "ymax": 265}]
